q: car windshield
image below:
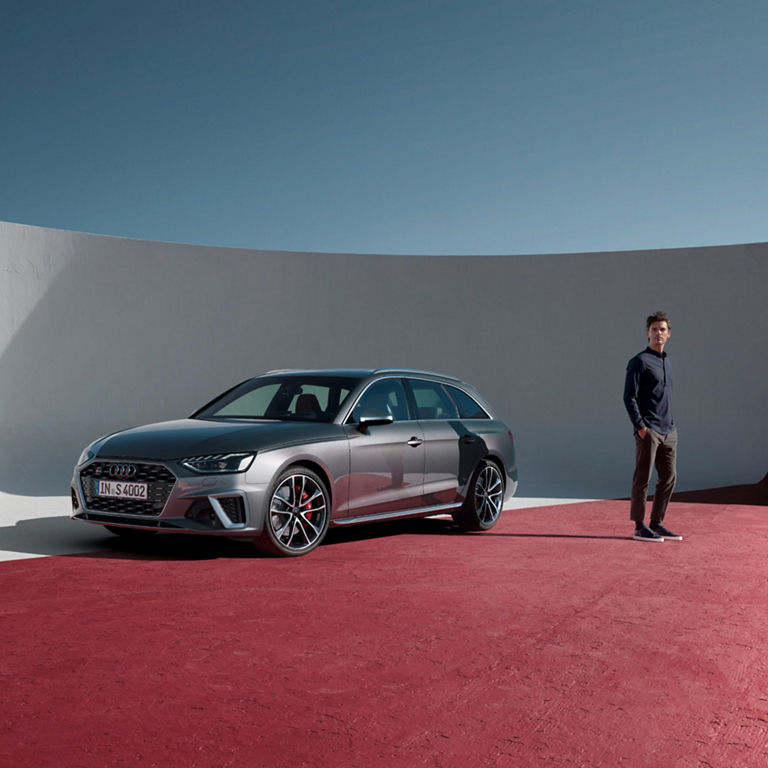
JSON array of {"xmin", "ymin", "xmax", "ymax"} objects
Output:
[{"xmin": 192, "ymin": 375, "xmax": 361, "ymax": 423}]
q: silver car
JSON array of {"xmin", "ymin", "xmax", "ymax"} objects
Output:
[{"xmin": 71, "ymin": 369, "xmax": 518, "ymax": 556}]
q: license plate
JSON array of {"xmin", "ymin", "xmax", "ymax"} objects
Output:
[{"xmin": 96, "ymin": 480, "xmax": 148, "ymax": 500}]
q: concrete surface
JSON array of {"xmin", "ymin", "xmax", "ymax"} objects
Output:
[{"xmin": 2, "ymin": 220, "xmax": 767, "ymax": 501}]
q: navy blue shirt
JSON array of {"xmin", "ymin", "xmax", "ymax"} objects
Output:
[{"xmin": 623, "ymin": 347, "xmax": 675, "ymax": 434}]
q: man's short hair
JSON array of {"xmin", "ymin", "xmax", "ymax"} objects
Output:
[{"xmin": 646, "ymin": 311, "xmax": 670, "ymax": 329}]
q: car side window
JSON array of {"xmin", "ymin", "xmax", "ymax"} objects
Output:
[
  {"xmin": 445, "ymin": 385, "xmax": 490, "ymax": 419},
  {"xmin": 350, "ymin": 379, "xmax": 410, "ymax": 423},
  {"xmin": 409, "ymin": 379, "xmax": 459, "ymax": 420}
]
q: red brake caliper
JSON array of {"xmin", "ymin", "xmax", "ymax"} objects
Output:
[{"xmin": 297, "ymin": 485, "xmax": 312, "ymax": 520}]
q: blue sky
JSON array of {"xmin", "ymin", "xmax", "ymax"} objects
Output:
[{"xmin": 2, "ymin": 0, "xmax": 767, "ymax": 254}]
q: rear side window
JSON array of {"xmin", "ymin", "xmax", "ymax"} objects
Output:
[
  {"xmin": 409, "ymin": 379, "xmax": 458, "ymax": 420},
  {"xmin": 446, "ymin": 385, "xmax": 490, "ymax": 419}
]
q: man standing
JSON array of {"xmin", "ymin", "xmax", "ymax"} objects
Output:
[{"xmin": 623, "ymin": 311, "xmax": 683, "ymax": 542}]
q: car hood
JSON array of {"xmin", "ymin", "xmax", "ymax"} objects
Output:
[{"xmin": 94, "ymin": 418, "xmax": 344, "ymax": 460}]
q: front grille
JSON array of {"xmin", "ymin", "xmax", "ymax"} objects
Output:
[{"xmin": 79, "ymin": 461, "xmax": 177, "ymax": 516}]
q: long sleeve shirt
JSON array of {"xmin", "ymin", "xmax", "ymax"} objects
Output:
[{"xmin": 623, "ymin": 347, "xmax": 675, "ymax": 434}]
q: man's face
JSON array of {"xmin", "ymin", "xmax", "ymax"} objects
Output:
[{"xmin": 647, "ymin": 320, "xmax": 671, "ymax": 350}]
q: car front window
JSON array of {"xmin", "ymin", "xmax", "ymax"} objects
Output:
[
  {"xmin": 194, "ymin": 376, "xmax": 359, "ymax": 422},
  {"xmin": 214, "ymin": 383, "xmax": 281, "ymax": 418}
]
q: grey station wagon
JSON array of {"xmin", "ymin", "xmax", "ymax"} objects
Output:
[{"xmin": 71, "ymin": 369, "xmax": 518, "ymax": 556}]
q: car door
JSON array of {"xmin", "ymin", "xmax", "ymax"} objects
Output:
[
  {"xmin": 343, "ymin": 378, "xmax": 425, "ymax": 518},
  {"xmin": 407, "ymin": 378, "xmax": 487, "ymax": 506}
]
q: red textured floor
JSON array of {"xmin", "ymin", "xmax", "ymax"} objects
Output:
[{"xmin": 2, "ymin": 501, "xmax": 767, "ymax": 768}]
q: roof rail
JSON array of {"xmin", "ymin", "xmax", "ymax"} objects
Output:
[{"xmin": 372, "ymin": 368, "xmax": 462, "ymax": 382}]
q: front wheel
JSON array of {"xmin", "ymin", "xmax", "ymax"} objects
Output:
[
  {"xmin": 452, "ymin": 459, "xmax": 505, "ymax": 531},
  {"xmin": 255, "ymin": 468, "xmax": 331, "ymax": 556}
]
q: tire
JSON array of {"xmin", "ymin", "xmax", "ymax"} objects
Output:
[
  {"xmin": 104, "ymin": 525, "xmax": 157, "ymax": 540},
  {"xmin": 452, "ymin": 459, "xmax": 505, "ymax": 531},
  {"xmin": 255, "ymin": 468, "xmax": 331, "ymax": 556}
]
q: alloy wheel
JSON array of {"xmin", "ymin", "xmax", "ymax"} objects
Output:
[
  {"xmin": 267, "ymin": 472, "xmax": 329, "ymax": 553},
  {"xmin": 474, "ymin": 462, "xmax": 504, "ymax": 525}
]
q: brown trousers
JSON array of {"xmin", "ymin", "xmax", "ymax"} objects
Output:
[{"xmin": 630, "ymin": 428, "xmax": 678, "ymax": 524}]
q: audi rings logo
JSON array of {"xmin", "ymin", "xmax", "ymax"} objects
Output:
[{"xmin": 108, "ymin": 464, "xmax": 137, "ymax": 479}]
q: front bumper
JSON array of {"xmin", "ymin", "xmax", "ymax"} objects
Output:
[{"xmin": 70, "ymin": 458, "xmax": 269, "ymax": 537}]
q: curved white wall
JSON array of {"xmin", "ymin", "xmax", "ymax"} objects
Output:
[{"xmin": 1, "ymin": 220, "xmax": 766, "ymax": 498}]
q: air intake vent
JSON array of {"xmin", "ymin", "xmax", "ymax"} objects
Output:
[{"xmin": 216, "ymin": 496, "xmax": 246, "ymax": 525}]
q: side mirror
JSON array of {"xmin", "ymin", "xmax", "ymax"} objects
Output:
[{"xmin": 357, "ymin": 409, "xmax": 394, "ymax": 431}]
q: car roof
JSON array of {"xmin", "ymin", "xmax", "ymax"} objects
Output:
[
  {"xmin": 264, "ymin": 368, "xmax": 463, "ymax": 383},
  {"xmin": 264, "ymin": 368, "xmax": 373, "ymax": 377}
]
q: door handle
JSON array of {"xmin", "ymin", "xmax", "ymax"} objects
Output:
[{"xmin": 407, "ymin": 437, "xmax": 423, "ymax": 447}]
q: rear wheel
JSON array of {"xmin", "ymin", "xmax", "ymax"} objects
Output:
[
  {"xmin": 452, "ymin": 459, "xmax": 504, "ymax": 531},
  {"xmin": 255, "ymin": 468, "xmax": 331, "ymax": 556}
]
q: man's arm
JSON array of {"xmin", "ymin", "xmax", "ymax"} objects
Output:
[{"xmin": 623, "ymin": 358, "xmax": 646, "ymax": 435}]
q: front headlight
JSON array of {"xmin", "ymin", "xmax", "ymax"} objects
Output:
[
  {"xmin": 77, "ymin": 446, "xmax": 95, "ymax": 466},
  {"xmin": 180, "ymin": 453, "xmax": 255, "ymax": 473}
]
